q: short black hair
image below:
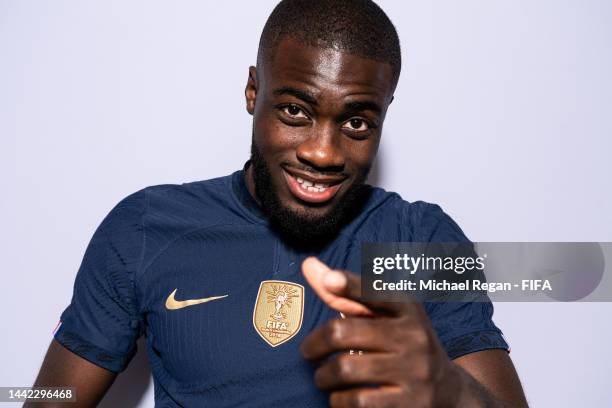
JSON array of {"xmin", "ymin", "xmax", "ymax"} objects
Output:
[{"xmin": 257, "ymin": 0, "xmax": 401, "ymax": 85}]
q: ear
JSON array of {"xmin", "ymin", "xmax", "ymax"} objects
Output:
[{"xmin": 245, "ymin": 66, "xmax": 258, "ymax": 115}]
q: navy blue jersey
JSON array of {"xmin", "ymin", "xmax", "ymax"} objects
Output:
[{"xmin": 55, "ymin": 168, "xmax": 508, "ymax": 407}]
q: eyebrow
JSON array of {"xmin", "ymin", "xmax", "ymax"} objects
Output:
[
  {"xmin": 273, "ymin": 86, "xmax": 383, "ymax": 115},
  {"xmin": 344, "ymin": 101, "xmax": 382, "ymax": 115},
  {"xmin": 273, "ymin": 87, "xmax": 318, "ymax": 106}
]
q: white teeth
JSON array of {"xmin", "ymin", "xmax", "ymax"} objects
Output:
[
  {"xmin": 294, "ymin": 176, "xmax": 330, "ymax": 193},
  {"xmin": 301, "ymin": 185, "xmax": 327, "ymax": 193}
]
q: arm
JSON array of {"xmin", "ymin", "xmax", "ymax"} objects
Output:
[
  {"xmin": 25, "ymin": 340, "xmax": 116, "ymax": 408},
  {"xmin": 454, "ymin": 350, "xmax": 527, "ymax": 407},
  {"xmin": 31, "ymin": 191, "xmax": 146, "ymax": 406}
]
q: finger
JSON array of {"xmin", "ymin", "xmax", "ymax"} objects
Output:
[
  {"xmin": 303, "ymin": 257, "xmax": 418, "ymax": 317},
  {"xmin": 314, "ymin": 352, "xmax": 400, "ymax": 390},
  {"xmin": 301, "ymin": 317, "xmax": 394, "ymax": 360},
  {"xmin": 329, "ymin": 386, "xmax": 404, "ymax": 408},
  {"xmin": 302, "ymin": 257, "xmax": 373, "ymax": 316}
]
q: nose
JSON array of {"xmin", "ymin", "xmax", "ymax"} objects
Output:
[{"xmin": 295, "ymin": 122, "xmax": 345, "ymax": 171}]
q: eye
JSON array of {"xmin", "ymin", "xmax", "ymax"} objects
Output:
[
  {"xmin": 342, "ymin": 118, "xmax": 370, "ymax": 132},
  {"xmin": 282, "ymin": 104, "xmax": 308, "ymax": 119}
]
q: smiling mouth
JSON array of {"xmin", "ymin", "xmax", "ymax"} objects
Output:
[{"xmin": 282, "ymin": 167, "xmax": 346, "ymax": 204}]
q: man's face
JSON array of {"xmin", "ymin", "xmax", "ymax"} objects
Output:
[{"xmin": 245, "ymin": 37, "xmax": 396, "ymax": 243}]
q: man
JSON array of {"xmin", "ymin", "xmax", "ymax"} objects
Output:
[{"xmin": 31, "ymin": 0, "xmax": 527, "ymax": 406}]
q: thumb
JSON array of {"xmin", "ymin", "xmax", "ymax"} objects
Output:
[{"xmin": 302, "ymin": 257, "xmax": 373, "ymax": 316}]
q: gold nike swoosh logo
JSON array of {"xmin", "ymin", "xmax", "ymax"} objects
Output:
[{"xmin": 165, "ymin": 288, "xmax": 228, "ymax": 310}]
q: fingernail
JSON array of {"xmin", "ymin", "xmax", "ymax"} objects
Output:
[
  {"xmin": 303, "ymin": 256, "xmax": 328, "ymax": 272},
  {"xmin": 323, "ymin": 270, "xmax": 346, "ymax": 290}
]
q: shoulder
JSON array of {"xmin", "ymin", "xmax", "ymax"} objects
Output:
[
  {"xmin": 144, "ymin": 174, "xmax": 230, "ymax": 201},
  {"xmin": 96, "ymin": 174, "xmax": 240, "ymax": 269},
  {"xmin": 392, "ymin": 195, "xmax": 468, "ymax": 241},
  {"xmin": 99, "ymin": 174, "xmax": 231, "ymax": 229},
  {"xmin": 124, "ymin": 173, "xmax": 240, "ymax": 227},
  {"xmin": 142, "ymin": 174, "xmax": 232, "ymax": 213},
  {"xmin": 346, "ymin": 186, "xmax": 470, "ymax": 243}
]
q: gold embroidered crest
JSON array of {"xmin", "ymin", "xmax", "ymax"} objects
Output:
[{"xmin": 253, "ymin": 280, "xmax": 304, "ymax": 347}]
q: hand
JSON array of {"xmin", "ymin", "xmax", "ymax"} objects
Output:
[{"xmin": 301, "ymin": 257, "xmax": 464, "ymax": 408}]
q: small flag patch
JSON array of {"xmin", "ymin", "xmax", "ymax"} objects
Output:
[{"xmin": 52, "ymin": 320, "xmax": 62, "ymax": 335}]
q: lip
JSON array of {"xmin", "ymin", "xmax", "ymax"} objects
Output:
[
  {"xmin": 282, "ymin": 165, "xmax": 347, "ymax": 185},
  {"xmin": 282, "ymin": 168, "xmax": 345, "ymax": 204}
]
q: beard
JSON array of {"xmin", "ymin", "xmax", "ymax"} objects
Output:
[{"xmin": 250, "ymin": 141, "xmax": 371, "ymax": 248}]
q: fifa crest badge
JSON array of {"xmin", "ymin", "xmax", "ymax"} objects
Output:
[{"xmin": 253, "ymin": 280, "xmax": 304, "ymax": 347}]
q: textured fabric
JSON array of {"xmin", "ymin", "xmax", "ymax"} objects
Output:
[{"xmin": 55, "ymin": 168, "xmax": 509, "ymax": 407}]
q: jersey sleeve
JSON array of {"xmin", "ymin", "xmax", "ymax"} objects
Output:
[
  {"xmin": 54, "ymin": 190, "xmax": 146, "ymax": 372},
  {"xmin": 409, "ymin": 203, "xmax": 510, "ymax": 360}
]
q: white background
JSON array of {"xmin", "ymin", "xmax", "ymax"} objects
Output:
[{"xmin": 2, "ymin": 1, "xmax": 611, "ymax": 406}]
